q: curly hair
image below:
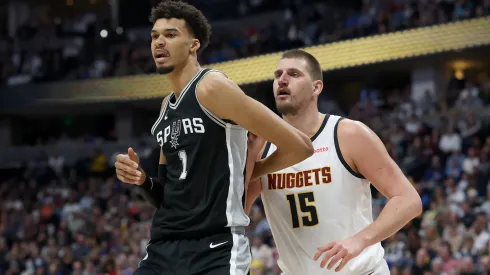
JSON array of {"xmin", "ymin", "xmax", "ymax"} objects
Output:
[{"xmin": 150, "ymin": 0, "xmax": 211, "ymax": 52}]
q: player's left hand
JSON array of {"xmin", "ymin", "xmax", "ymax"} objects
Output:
[{"xmin": 313, "ymin": 236, "xmax": 366, "ymax": 272}]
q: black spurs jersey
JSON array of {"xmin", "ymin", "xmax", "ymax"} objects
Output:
[{"xmin": 150, "ymin": 68, "xmax": 250, "ymax": 240}]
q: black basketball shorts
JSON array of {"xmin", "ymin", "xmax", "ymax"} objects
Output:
[{"xmin": 134, "ymin": 227, "xmax": 251, "ymax": 275}]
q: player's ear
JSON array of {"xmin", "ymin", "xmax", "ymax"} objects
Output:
[
  {"xmin": 312, "ymin": 80, "xmax": 323, "ymax": 96},
  {"xmin": 190, "ymin": 39, "xmax": 200, "ymax": 54}
]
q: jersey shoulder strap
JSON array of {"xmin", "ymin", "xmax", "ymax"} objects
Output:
[
  {"xmin": 193, "ymin": 68, "xmax": 243, "ymax": 128},
  {"xmin": 331, "ymin": 116, "xmax": 365, "ymax": 179},
  {"xmin": 261, "ymin": 114, "xmax": 335, "ymax": 159},
  {"xmin": 260, "ymin": 142, "xmax": 272, "ymax": 160}
]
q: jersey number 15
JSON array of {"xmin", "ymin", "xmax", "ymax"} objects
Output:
[{"xmin": 286, "ymin": 192, "xmax": 319, "ymax": 228}]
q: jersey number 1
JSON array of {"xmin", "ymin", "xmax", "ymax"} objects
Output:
[
  {"xmin": 178, "ymin": 150, "xmax": 188, "ymax": 180},
  {"xmin": 286, "ymin": 192, "xmax": 319, "ymax": 228}
]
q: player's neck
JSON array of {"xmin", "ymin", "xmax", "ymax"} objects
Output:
[
  {"xmin": 283, "ymin": 108, "xmax": 324, "ymax": 139},
  {"xmin": 168, "ymin": 60, "xmax": 201, "ymax": 98}
]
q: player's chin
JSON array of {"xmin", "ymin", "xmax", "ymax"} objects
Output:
[
  {"xmin": 156, "ymin": 65, "xmax": 175, "ymax": 75},
  {"xmin": 275, "ymin": 100, "xmax": 292, "ymax": 107},
  {"xmin": 276, "ymin": 103, "xmax": 295, "ymax": 115}
]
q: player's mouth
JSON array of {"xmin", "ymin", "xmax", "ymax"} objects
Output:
[
  {"xmin": 277, "ymin": 89, "xmax": 290, "ymax": 99},
  {"xmin": 154, "ymin": 50, "xmax": 170, "ymax": 63}
]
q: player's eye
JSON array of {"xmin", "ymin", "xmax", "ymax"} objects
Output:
[
  {"xmin": 290, "ymin": 72, "xmax": 299, "ymax": 77},
  {"xmin": 151, "ymin": 34, "xmax": 159, "ymax": 40},
  {"xmin": 166, "ymin": 33, "xmax": 176, "ymax": 38}
]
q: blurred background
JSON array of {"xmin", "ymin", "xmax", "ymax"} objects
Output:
[{"xmin": 1, "ymin": 0, "xmax": 490, "ymax": 274}]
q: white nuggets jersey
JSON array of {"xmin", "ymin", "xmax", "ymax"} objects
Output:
[{"xmin": 260, "ymin": 115, "xmax": 386, "ymax": 275}]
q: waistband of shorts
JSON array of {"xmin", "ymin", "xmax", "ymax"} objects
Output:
[{"xmin": 151, "ymin": 226, "xmax": 246, "ymax": 241}]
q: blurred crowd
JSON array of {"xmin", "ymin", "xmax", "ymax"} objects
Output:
[
  {"xmin": 1, "ymin": 73, "xmax": 490, "ymax": 275},
  {"xmin": 1, "ymin": 0, "xmax": 490, "ymax": 87},
  {"xmin": 351, "ymin": 75, "xmax": 490, "ymax": 275},
  {"xmin": 3, "ymin": 0, "xmax": 490, "ymax": 274}
]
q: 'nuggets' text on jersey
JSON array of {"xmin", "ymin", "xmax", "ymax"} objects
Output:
[{"xmin": 266, "ymin": 167, "xmax": 331, "ymax": 190}]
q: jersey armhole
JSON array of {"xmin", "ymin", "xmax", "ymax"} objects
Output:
[
  {"xmin": 334, "ymin": 118, "xmax": 366, "ymax": 179},
  {"xmin": 261, "ymin": 142, "xmax": 272, "ymax": 159},
  {"xmin": 195, "ymin": 69, "xmax": 241, "ymax": 129},
  {"xmin": 151, "ymin": 97, "xmax": 170, "ymax": 136}
]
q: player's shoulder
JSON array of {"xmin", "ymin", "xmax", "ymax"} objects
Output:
[
  {"xmin": 336, "ymin": 117, "xmax": 381, "ymax": 157},
  {"xmin": 200, "ymin": 69, "xmax": 227, "ymax": 82},
  {"xmin": 201, "ymin": 68, "xmax": 230, "ymax": 79},
  {"xmin": 337, "ymin": 118, "xmax": 373, "ymax": 138},
  {"xmin": 197, "ymin": 70, "xmax": 239, "ymax": 96}
]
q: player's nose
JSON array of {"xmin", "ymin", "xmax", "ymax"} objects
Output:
[
  {"xmin": 278, "ymin": 73, "xmax": 288, "ymax": 85},
  {"xmin": 154, "ymin": 36, "xmax": 166, "ymax": 47}
]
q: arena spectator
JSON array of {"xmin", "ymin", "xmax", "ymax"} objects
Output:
[
  {"xmin": 1, "ymin": 0, "xmax": 490, "ymax": 274},
  {"xmin": 1, "ymin": 0, "xmax": 487, "ymax": 87}
]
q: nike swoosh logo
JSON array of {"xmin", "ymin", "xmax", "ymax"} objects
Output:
[{"xmin": 209, "ymin": 241, "xmax": 228, "ymax": 248}]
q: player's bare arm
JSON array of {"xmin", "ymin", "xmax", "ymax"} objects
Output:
[
  {"xmin": 244, "ymin": 134, "xmax": 266, "ymax": 215},
  {"xmin": 114, "ymin": 97, "xmax": 168, "ymax": 208},
  {"xmin": 245, "ymin": 179, "xmax": 263, "ymax": 215},
  {"xmin": 314, "ymin": 119, "xmax": 422, "ymax": 271},
  {"xmin": 339, "ymin": 119, "xmax": 422, "ymax": 246},
  {"xmin": 197, "ymin": 72, "xmax": 314, "ymax": 180}
]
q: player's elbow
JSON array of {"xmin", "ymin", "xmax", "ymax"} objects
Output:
[
  {"xmin": 414, "ymin": 196, "xmax": 423, "ymax": 216},
  {"xmin": 303, "ymin": 133, "xmax": 315, "ymax": 156},
  {"xmin": 407, "ymin": 191, "xmax": 423, "ymax": 218}
]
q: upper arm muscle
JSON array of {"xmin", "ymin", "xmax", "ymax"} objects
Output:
[
  {"xmin": 196, "ymin": 72, "xmax": 308, "ymax": 153},
  {"xmin": 338, "ymin": 119, "xmax": 415, "ymax": 199}
]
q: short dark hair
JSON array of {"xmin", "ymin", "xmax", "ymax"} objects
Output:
[
  {"xmin": 281, "ymin": 50, "xmax": 323, "ymax": 81},
  {"xmin": 149, "ymin": 0, "xmax": 212, "ymax": 52}
]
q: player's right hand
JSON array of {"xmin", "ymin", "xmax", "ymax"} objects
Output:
[{"xmin": 115, "ymin": 147, "xmax": 146, "ymax": 185}]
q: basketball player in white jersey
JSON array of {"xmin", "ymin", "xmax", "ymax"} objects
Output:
[{"xmin": 245, "ymin": 50, "xmax": 422, "ymax": 274}]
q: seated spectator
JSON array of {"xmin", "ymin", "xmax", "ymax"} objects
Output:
[
  {"xmin": 445, "ymin": 151, "xmax": 464, "ymax": 179},
  {"xmin": 463, "ymin": 148, "xmax": 480, "ymax": 175},
  {"xmin": 440, "ymin": 128, "xmax": 462, "ymax": 154},
  {"xmin": 436, "ymin": 241, "xmax": 459, "ymax": 273},
  {"xmin": 412, "ymin": 248, "xmax": 432, "ymax": 274}
]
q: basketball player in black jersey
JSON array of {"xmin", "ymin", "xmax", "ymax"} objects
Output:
[{"xmin": 113, "ymin": 1, "xmax": 314, "ymax": 274}]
